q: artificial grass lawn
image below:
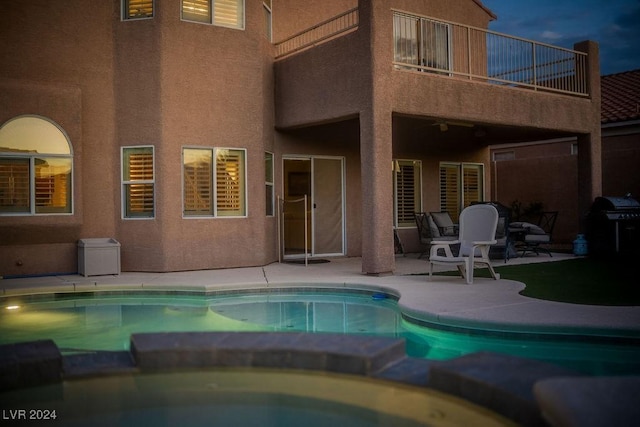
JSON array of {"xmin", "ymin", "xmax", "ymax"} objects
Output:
[{"xmin": 478, "ymin": 257, "xmax": 640, "ymax": 306}]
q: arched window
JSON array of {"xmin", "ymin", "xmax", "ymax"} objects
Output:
[{"xmin": 0, "ymin": 116, "xmax": 73, "ymax": 215}]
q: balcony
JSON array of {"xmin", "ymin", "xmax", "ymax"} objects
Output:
[
  {"xmin": 275, "ymin": 8, "xmax": 590, "ymax": 98},
  {"xmin": 272, "ymin": 2, "xmax": 600, "ymax": 275},
  {"xmin": 275, "ymin": 8, "xmax": 359, "ymax": 59},
  {"xmin": 392, "ymin": 11, "xmax": 589, "ymax": 97}
]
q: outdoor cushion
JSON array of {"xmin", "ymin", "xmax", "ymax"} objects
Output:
[
  {"xmin": 427, "ymin": 215, "xmax": 441, "ymax": 238},
  {"xmin": 431, "ymin": 212, "xmax": 457, "ymax": 236},
  {"xmin": 524, "ymin": 234, "xmax": 551, "ymax": 243},
  {"xmin": 511, "ymin": 222, "xmax": 546, "ymax": 235}
]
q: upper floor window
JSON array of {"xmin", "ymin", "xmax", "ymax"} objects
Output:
[
  {"xmin": 122, "ymin": 0, "xmax": 154, "ymax": 20},
  {"xmin": 122, "ymin": 146, "xmax": 155, "ymax": 219},
  {"xmin": 183, "ymin": 147, "xmax": 247, "ymax": 217},
  {"xmin": 393, "ymin": 13, "xmax": 451, "ymax": 73},
  {"xmin": 0, "ymin": 116, "xmax": 73, "ymax": 215},
  {"xmin": 182, "ymin": 0, "xmax": 245, "ymax": 29},
  {"xmin": 263, "ymin": 0, "xmax": 272, "ymax": 41},
  {"xmin": 393, "ymin": 160, "xmax": 422, "ymax": 228}
]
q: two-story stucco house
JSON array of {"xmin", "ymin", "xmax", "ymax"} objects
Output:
[{"xmin": 0, "ymin": 0, "xmax": 601, "ymax": 277}]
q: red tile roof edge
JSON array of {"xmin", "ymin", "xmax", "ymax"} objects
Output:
[{"xmin": 601, "ymin": 68, "xmax": 640, "ymax": 124}]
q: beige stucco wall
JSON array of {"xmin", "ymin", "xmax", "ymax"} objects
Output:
[
  {"xmin": 0, "ymin": 0, "xmax": 277, "ymax": 276},
  {"xmin": 490, "ymin": 126, "xmax": 640, "ymax": 247},
  {"xmin": 118, "ymin": 0, "xmax": 277, "ymax": 271},
  {"xmin": 494, "ymin": 153, "xmax": 579, "ymax": 246},
  {"xmin": 0, "ymin": 0, "xmax": 116, "ymax": 276},
  {"xmin": 273, "ymin": 0, "xmax": 358, "ymax": 43},
  {"xmin": 602, "ymin": 130, "xmax": 640, "ymax": 198},
  {"xmin": 392, "ymin": 0, "xmax": 492, "ymax": 25}
]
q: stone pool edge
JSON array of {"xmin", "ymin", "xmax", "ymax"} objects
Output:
[{"xmin": 2, "ymin": 334, "xmax": 639, "ymax": 427}]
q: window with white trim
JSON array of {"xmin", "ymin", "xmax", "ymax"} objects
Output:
[
  {"xmin": 265, "ymin": 151, "xmax": 274, "ymax": 216},
  {"xmin": 122, "ymin": 146, "xmax": 155, "ymax": 219},
  {"xmin": 181, "ymin": 0, "xmax": 245, "ymax": 29},
  {"xmin": 183, "ymin": 147, "xmax": 246, "ymax": 217},
  {"xmin": 393, "ymin": 160, "xmax": 422, "ymax": 228},
  {"xmin": 122, "ymin": 0, "xmax": 154, "ymax": 20},
  {"xmin": 439, "ymin": 162, "xmax": 484, "ymax": 222},
  {"xmin": 0, "ymin": 116, "xmax": 73, "ymax": 215}
]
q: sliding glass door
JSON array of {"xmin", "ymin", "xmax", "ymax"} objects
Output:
[{"xmin": 283, "ymin": 157, "xmax": 345, "ymax": 258}]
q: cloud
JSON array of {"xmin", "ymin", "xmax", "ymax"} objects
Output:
[
  {"xmin": 540, "ymin": 30, "xmax": 563, "ymax": 41},
  {"xmin": 598, "ymin": 4, "xmax": 640, "ymax": 73}
]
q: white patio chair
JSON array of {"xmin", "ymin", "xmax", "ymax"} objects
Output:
[{"xmin": 428, "ymin": 204, "xmax": 500, "ymax": 284}]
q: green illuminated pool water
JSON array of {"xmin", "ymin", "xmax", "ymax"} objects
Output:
[{"xmin": 1, "ymin": 290, "xmax": 638, "ymax": 375}]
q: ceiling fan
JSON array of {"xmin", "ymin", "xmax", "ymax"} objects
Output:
[{"xmin": 432, "ymin": 120, "xmax": 475, "ymax": 132}]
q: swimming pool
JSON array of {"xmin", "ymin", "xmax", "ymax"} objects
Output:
[{"xmin": 1, "ymin": 289, "xmax": 639, "ymax": 375}]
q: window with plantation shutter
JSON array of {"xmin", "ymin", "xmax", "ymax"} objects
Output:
[
  {"xmin": 439, "ymin": 162, "xmax": 484, "ymax": 222},
  {"xmin": 183, "ymin": 148, "xmax": 213, "ymax": 216},
  {"xmin": 123, "ymin": 0, "xmax": 154, "ymax": 20},
  {"xmin": 182, "ymin": 0, "xmax": 211, "ymax": 23},
  {"xmin": 122, "ymin": 146, "xmax": 154, "ymax": 219},
  {"xmin": 181, "ymin": 0, "xmax": 244, "ymax": 29},
  {"xmin": 182, "ymin": 147, "xmax": 246, "ymax": 217},
  {"xmin": 439, "ymin": 163, "xmax": 461, "ymax": 220},
  {"xmin": 216, "ymin": 149, "xmax": 246, "ymax": 216},
  {"xmin": 35, "ymin": 158, "xmax": 71, "ymax": 213},
  {"xmin": 462, "ymin": 164, "xmax": 482, "ymax": 209},
  {"xmin": 0, "ymin": 116, "xmax": 73, "ymax": 215},
  {"xmin": 214, "ymin": 0, "xmax": 243, "ymax": 28},
  {"xmin": 0, "ymin": 159, "xmax": 30, "ymax": 213},
  {"xmin": 393, "ymin": 160, "xmax": 422, "ymax": 228}
]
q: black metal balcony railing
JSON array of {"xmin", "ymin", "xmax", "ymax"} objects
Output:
[{"xmin": 393, "ymin": 11, "xmax": 589, "ymax": 97}]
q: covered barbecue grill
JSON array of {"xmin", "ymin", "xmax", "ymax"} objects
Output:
[{"xmin": 587, "ymin": 195, "xmax": 640, "ymax": 256}]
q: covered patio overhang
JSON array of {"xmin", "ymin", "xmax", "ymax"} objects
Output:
[
  {"xmin": 275, "ymin": 113, "xmax": 593, "ymax": 276},
  {"xmin": 393, "ymin": 114, "xmax": 580, "ymax": 152}
]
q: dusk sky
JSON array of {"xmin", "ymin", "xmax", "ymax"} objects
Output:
[{"xmin": 481, "ymin": 0, "xmax": 640, "ymax": 75}]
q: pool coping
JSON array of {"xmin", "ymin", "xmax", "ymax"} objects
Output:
[
  {"xmin": 3, "ymin": 334, "xmax": 639, "ymax": 427},
  {"xmin": 0, "ymin": 334, "xmax": 574, "ymax": 427},
  {"xmin": 2, "ymin": 281, "xmax": 639, "ymax": 342}
]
